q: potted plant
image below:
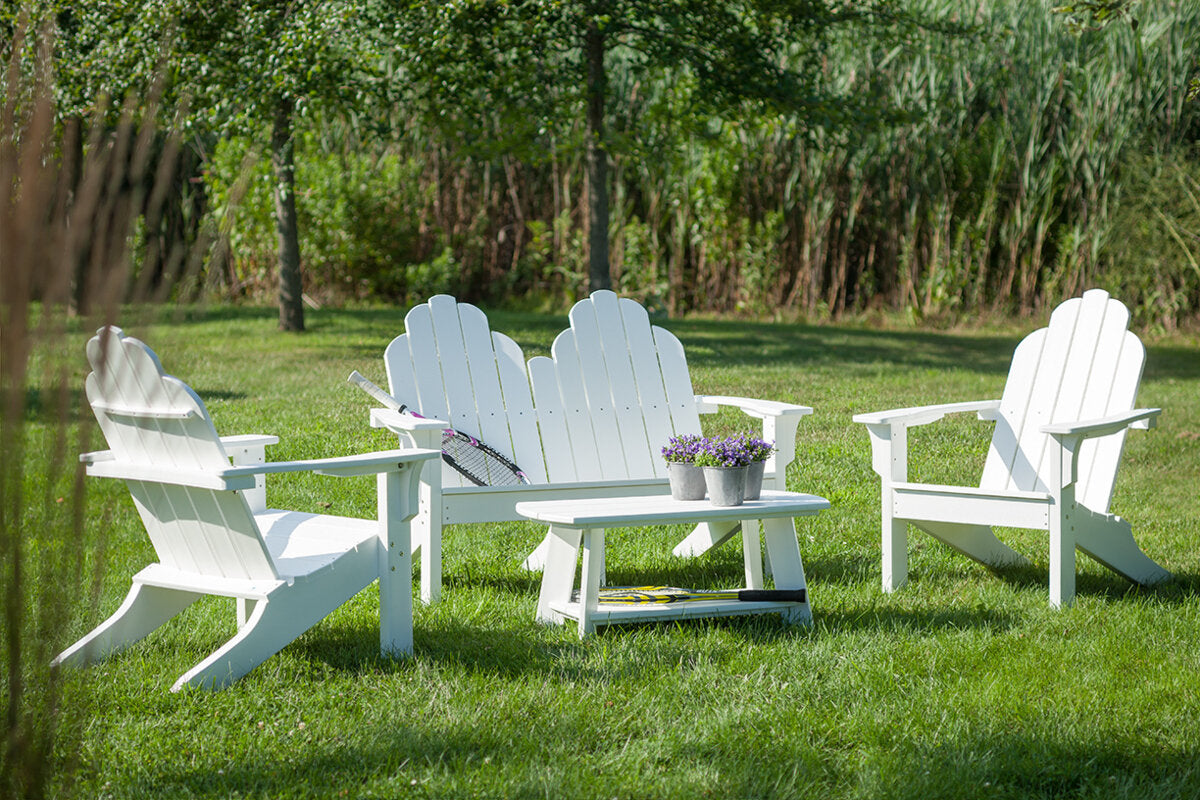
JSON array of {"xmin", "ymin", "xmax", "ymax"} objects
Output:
[
  {"xmin": 736, "ymin": 433, "xmax": 775, "ymax": 500},
  {"xmin": 693, "ymin": 435, "xmax": 754, "ymax": 506},
  {"xmin": 661, "ymin": 434, "xmax": 706, "ymax": 500}
]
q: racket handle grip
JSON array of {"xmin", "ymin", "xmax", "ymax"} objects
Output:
[{"xmin": 738, "ymin": 589, "xmax": 806, "ymax": 603}]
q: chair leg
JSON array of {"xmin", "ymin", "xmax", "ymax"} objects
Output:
[
  {"xmin": 172, "ymin": 583, "xmax": 359, "ymax": 691},
  {"xmin": 53, "ymin": 582, "xmax": 200, "ymax": 668},
  {"xmin": 670, "ymin": 521, "xmax": 741, "ymax": 558},
  {"xmin": 172, "ymin": 596, "xmax": 285, "ymax": 691},
  {"xmin": 1049, "ymin": 505, "xmax": 1076, "ymax": 609},
  {"xmin": 524, "ymin": 531, "xmax": 551, "ymax": 571},
  {"xmin": 1075, "ymin": 508, "xmax": 1172, "ymax": 586},
  {"xmin": 913, "ymin": 521, "xmax": 1030, "ymax": 571},
  {"xmin": 415, "ymin": 485, "xmax": 442, "ymax": 605},
  {"xmin": 535, "ymin": 524, "xmax": 582, "ymax": 625},
  {"xmin": 882, "ymin": 510, "xmax": 908, "ymax": 593}
]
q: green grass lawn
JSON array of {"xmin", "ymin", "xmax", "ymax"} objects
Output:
[{"xmin": 24, "ymin": 304, "xmax": 1200, "ymax": 799}]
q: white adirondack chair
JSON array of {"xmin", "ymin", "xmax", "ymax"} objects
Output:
[
  {"xmin": 373, "ymin": 290, "xmax": 813, "ymax": 602},
  {"xmin": 854, "ymin": 290, "xmax": 1171, "ymax": 608},
  {"xmin": 53, "ymin": 327, "xmax": 436, "ymax": 691}
]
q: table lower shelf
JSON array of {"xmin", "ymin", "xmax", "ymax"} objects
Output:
[{"xmin": 549, "ymin": 597, "xmax": 811, "ymax": 626}]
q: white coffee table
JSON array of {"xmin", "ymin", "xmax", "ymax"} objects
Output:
[{"xmin": 515, "ymin": 489, "xmax": 830, "ymax": 637}]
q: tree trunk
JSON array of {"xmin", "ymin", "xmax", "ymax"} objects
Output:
[
  {"xmin": 585, "ymin": 16, "xmax": 611, "ymax": 294},
  {"xmin": 271, "ymin": 96, "xmax": 304, "ymax": 332}
]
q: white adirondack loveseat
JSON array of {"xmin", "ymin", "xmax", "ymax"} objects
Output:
[
  {"xmin": 369, "ymin": 290, "xmax": 814, "ymax": 602},
  {"xmin": 54, "ymin": 327, "xmax": 436, "ymax": 691},
  {"xmin": 853, "ymin": 290, "xmax": 1171, "ymax": 608}
]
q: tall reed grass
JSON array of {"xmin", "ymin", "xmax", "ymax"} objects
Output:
[
  {"xmin": 198, "ymin": 0, "xmax": 1200, "ymax": 325},
  {"xmin": 0, "ymin": 21, "xmax": 195, "ymax": 798}
]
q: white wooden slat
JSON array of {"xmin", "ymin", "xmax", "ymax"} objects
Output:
[
  {"xmin": 428, "ymin": 296, "xmax": 483, "ymax": 443},
  {"xmin": 401, "ymin": 303, "xmax": 450, "ymax": 424},
  {"xmin": 494, "ymin": 333, "xmax": 547, "ymax": 484},
  {"xmin": 186, "ymin": 483, "xmax": 278, "ymax": 580},
  {"xmin": 212, "ymin": 491, "xmax": 277, "ymax": 580},
  {"xmin": 93, "ymin": 334, "xmax": 172, "ymax": 466},
  {"xmin": 591, "ymin": 292, "xmax": 657, "ymax": 478},
  {"xmin": 1009, "ymin": 298, "xmax": 1081, "ymax": 493},
  {"xmin": 1033, "ymin": 290, "xmax": 1109, "ymax": 489},
  {"xmin": 402, "ymin": 302, "xmax": 466, "ymax": 488},
  {"xmin": 137, "ymin": 463, "xmax": 275, "ymax": 580},
  {"xmin": 620, "ymin": 299, "xmax": 677, "ymax": 478},
  {"xmin": 514, "ymin": 490, "xmax": 827, "ymax": 528},
  {"xmin": 86, "ymin": 372, "xmax": 140, "ymax": 466},
  {"xmin": 107, "ymin": 332, "xmax": 224, "ymax": 472},
  {"xmin": 90, "ymin": 401, "xmax": 195, "ymax": 419},
  {"xmin": 1079, "ymin": 334, "xmax": 1144, "ymax": 512},
  {"xmin": 127, "ymin": 481, "xmax": 200, "ymax": 573},
  {"xmin": 549, "ymin": 331, "xmax": 605, "ymax": 482},
  {"xmin": 981, "ymin": 333, "xmax": 1044, "ymax": 492},
  {"xmin": 652, "ymin": 326, "xmax": 703, "ymax": 438},
  {"xmin": 529, "ymin": 356, "xmax": 577, "ymax": 482},
  {"xmin": 569, "ymin": 295, "xmax": 638, "ymax": 480},
  {"xmin": 383, "ymin": 334, "xmax": 420, "ymax": 409},
  {"xmin": 88, "ymin": 330, "xmax": 275, "ymax": 580},
  {"xmin": 178, "ymin": 487, "xmax": 247, "ymax": 578},
  {"xmin": 1070, "ymin": 296, "xmax": 1131, "ymax": 509},
  {"xmin": 459, "ymin": 303, "xmax": 519, "ymax": 485},
  {"xmin": 92, "ymin": 340, "xmax": 195, "ymax": 544}
]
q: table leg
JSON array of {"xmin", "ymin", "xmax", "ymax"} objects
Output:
[
  {"xmin": 536, "ymin": 524, "xmax": 582, "ymax": 624},
  {"xmin": 762, "ymin": 517, "xmax": 811, "ymax": 625},
  {"xmin": 741, "ymin": 519, "xmax": 763, "ymax": 589},
  {"xmin": 578, "ymin": 528, "xmax": 605, "ymax": 637}
]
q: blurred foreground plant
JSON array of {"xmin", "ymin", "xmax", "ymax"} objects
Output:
[{"xmin": 0, "ymin": 18, "xmax": 200, "ymax": 799}]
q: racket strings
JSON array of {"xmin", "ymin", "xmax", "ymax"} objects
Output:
[{"xmin": 441, "ymin": 430, "xmax": 528, "ymax": 486}]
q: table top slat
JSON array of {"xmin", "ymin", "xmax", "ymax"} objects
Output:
[{"xmin": 515, "ymin": 489, "xmax": 830, "ymax": 528}]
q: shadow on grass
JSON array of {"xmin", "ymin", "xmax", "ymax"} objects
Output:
[
  {"xmin": 146, "ymin": 305, "xmax": 1200, "ymax": 388},
  {"xmin": 672, "ymin": 316, "xmax": 1020, "ymax": 375},
  {"xmin": 22, "ymin": 386, "xmax": 87, "ymax": 422},
  {"xmin": 984, "ymin": 560, "xmax": 1200, "ymax": 607}
]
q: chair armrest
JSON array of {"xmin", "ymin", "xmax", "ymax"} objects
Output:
[
  {"xmin": 1042, "ymin": 408, "xmax": 1161, "ymax": 439},
  {"xmin": 853, "ymin": 399, "xmax": 1001, "ymax": 428},
  {"xmin": 81, "ymin": 435, "xmax": 283, "ymax": 466},
  {"xmin": 693, "ymin": 395, "xmax": 812, "ymax": 489},
  {"xmin": 220, "ymin": 434, "xmax": 280, "ymax": 449},
  {"xmin": 80, "ymin": 450, "xmax": 115, "ymax": 465},
  {"xmin": 84, "ymin": 449, "xmax": 439, "ymax": 489},
  {"xmin": 224, "ymin": 449, "xmax": 440, "ymax": 479},
  {"xmin": 694, "ymin": 395, "xmax": 814, "ymax": 419},
  {"xmin": 370, "ymin": 407, "xmax": 448, "ymax": 432}
]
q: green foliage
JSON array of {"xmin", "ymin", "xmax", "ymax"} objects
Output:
[
  {"xmin": 1100, "ymin": 146, "xmax": 1200, "ymax": 330},
  {"xmin": 204, "ymin": 133, "xmax": 431, "ymax": 302},
  {"xmin": 21, "ymin": 0, "xmax": 1200, "ymax": 324}
]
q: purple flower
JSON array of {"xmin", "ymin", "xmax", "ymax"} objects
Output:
[
  {"xmin": 661, "ymin": 433, "xmax": 704, "ymax": 463},
  {"xmin": 691, "ymin": 433, "xmax": 775, "ymax": 468},
  {"xmin": 664, "ymin": 433, "xmax": 775, "ymax": 467}
]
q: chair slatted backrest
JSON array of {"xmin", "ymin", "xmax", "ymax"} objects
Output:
[
  {"xmin": 385, "ymin": 297, "xmax": 548, "ymax": 487},
  {"xmin": 528, "ymin": 291, "xmax": 702, "ymax": 482},
  {"xmin": 86, "ymin": 328, "xmax": 277, "ymax": 580},
  {"xmin": 980, "ymin": 290, "xmax": 1146, "ymax": 513}
]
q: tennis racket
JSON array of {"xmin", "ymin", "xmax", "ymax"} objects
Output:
[
  {"xmin": 596, "ymin": 586, "xmax": 807, "ymax": 604},
  {"xmin": 348, "ymin": 370, "xmax": 530, "ymax": 487}
]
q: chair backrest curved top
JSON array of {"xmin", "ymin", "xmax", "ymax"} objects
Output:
[
  {"xmin": 384, "ymin": 291, "xmax": 702, "ymax": 486},
  {"xmin": 529, "ymin": 290, "xmax": 701, "ymax": 483},
  {"xmin": 980, "ymin": 290, "xmax": 1145, "ymax": 512},
  {"xmin": 86, "ymin": 327, "xmax": 276, "ymax": 580},
  {"xmin": 385, "ymin": 295, "xmax": 544, "ymax": 486}
]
